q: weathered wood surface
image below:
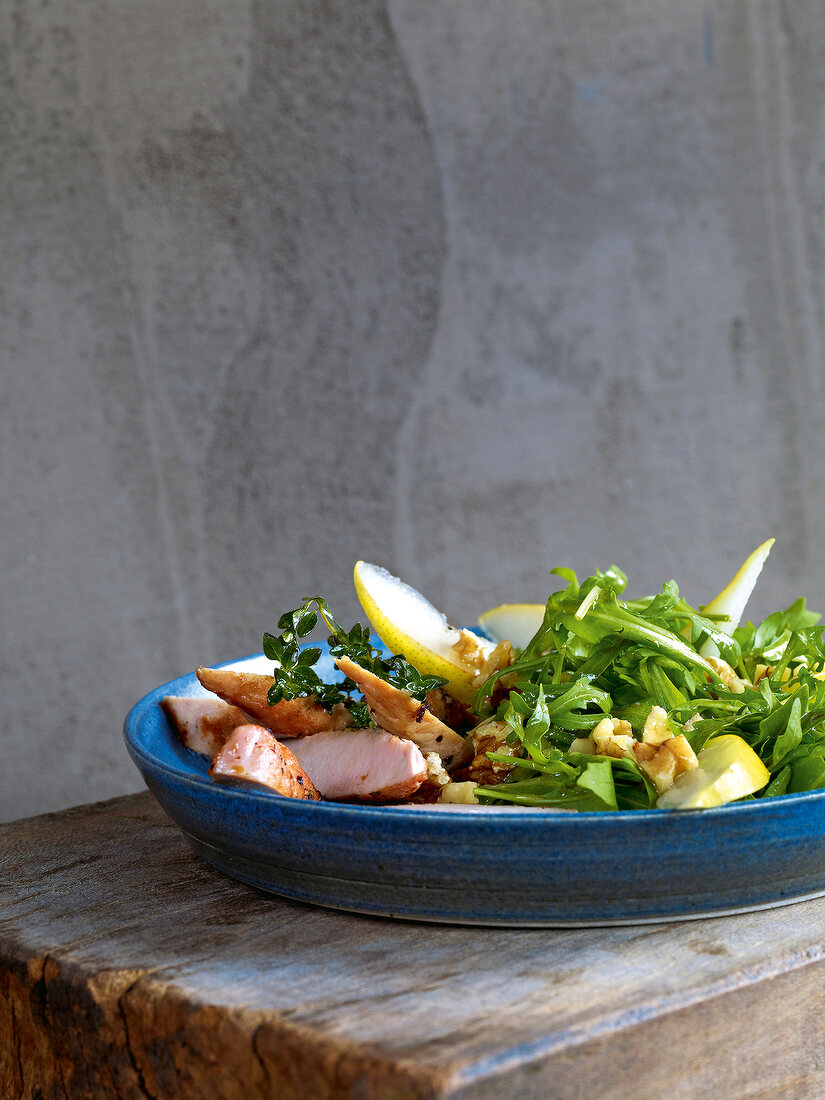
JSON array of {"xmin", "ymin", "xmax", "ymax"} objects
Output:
[{"xmin": 2, "ymin": 793, "xmax": 825, "ymax": 1099}]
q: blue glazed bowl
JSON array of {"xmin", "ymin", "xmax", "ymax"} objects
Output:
[{"xmin": 124, "ymin": 646, "xmax": 825, "ymax": 925}]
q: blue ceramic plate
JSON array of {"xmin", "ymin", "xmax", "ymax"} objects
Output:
[{"xmin": 124, "ymin": 644, "xmax": 825, "ymax": 926}]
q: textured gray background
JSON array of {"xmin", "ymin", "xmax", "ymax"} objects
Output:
[{"xmin": 3, "ymin": 0, "xmax": 825, "ymax": 822}]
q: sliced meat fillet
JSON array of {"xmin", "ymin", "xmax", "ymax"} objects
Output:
[
  {"xmin": 425, "ymin": 687, "xmax": 477, "ymax": 734},
  {"xmin": 196, "ymin": 667, "xmax": 351, "ymax": 737},
  {"xmin": 290, "ymin": 728, "xmax": 426, "ymax": 802},
  {"xmin": 209, "ymin": 724, "xmax": 320, "ymax": 800},
  {"xmin": 335, "ymin": 657, "xmax": 471, "ymax": 768},
  {"xmin": 162, "ymin": 696, "xmax": 247, "ymax": 756}
]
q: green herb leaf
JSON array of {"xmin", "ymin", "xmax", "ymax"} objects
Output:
[
  {"xmin": 576, "ymin": 759, "xmax": 618, "ymax": 811},
  {"xmin": 771, "ymin": 695, "xmax": 804, "ymax": 768}
]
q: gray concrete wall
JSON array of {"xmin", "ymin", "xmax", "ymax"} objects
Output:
[{"xmin": 3, "ymin": 0, "xmax": 825, "ymax": 821}]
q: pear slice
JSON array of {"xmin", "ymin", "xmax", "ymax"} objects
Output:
[
  {"xmin": 658, "ymin": 734, "xmax": 770, "ymax": 809},
  {"xmin": 353, "ymin": 561, "xmax": 493, "ymax": 705},
  {"xmin": 699, "ymin": 538, "xmax": 775, "ymax": 655},
  {"xmin": 477, "ymin": 603, "xmax": 545, "ymax": 649}
]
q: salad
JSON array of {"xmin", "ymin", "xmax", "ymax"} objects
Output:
[{"xmin": 162, "ymin": 541, "xmax": 825, "ymax": 812}]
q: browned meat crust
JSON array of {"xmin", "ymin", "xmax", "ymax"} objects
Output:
[
  {"xmin": 196, "ymin": 667, "xmax": 351, "ymax": 737},
  {"xmin": 161, "ymin": 696, "xmax": 247, "ymax": 756},
  {"xmin": 209, "ymin": 724, "xmax": 321, "ymax": 799}
]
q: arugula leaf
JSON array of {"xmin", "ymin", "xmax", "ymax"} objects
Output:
[
  {"xmin": 476, "ymin": 776, "xmax": 607, "ymax": 810},
  {"xmin": 762, "ymin": 765, "xmax": 792, "ymax": 798},
  {"xmin": 476, "ymin": 756, "xmax": 618, "ymax": 811},
  {"xmin": 771, "ymin": 695, "xmax": 804, "ymax": 769},
  {"xmin": 576, "ymin": 759, "xmax": 618, "ymax": 811},
  {"xmin": 789, "ymin": 752, "xmax": 825, "ymax": 793}
]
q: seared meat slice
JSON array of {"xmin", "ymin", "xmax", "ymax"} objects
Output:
[
  {"xmin": 209, "ymin": 724, "xmax": 321, "ymax": 799},
  {"xmin": 162, "ymin": 696, "xmax": 246, "ymax": 755},
  {"xmin": 290, "ymin": 728, "xmax": 426, "ymax": 802},
  {"xmin": 425, "ymin": 687, "xmax": 477, "ymax": 734},
  {"xmin": 196, "ymin": 667, "xmax": 351, "ymax": 737},
  {"xmin": 335, "ymin": 657, "xmax": 471, "ymax": 768}
]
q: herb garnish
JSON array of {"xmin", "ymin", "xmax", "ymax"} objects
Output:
[{"xmin": 262, "ymin": 596, "xmax": 447, "ymax": 728}]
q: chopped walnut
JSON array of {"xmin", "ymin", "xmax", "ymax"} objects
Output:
[
  {"xmin": 424, "ymin": 752, "xmax": 451, "ymax": 788},
  {"xmin": 467, "ymin": 719, "xmax": 522, "ymax": 785},
  {"xmin": 472, "ymin": 639, "xmax": 516, "ymax": 687},
  {"xmin": 452, "ymin": 630, "xmax": 490, "ymax": 671},
  {"xmin": 641, "ymin": 705, "xmax": 673, "ymax": 745},
  {"xmin": 591, "ymin": 717, "xmax": 635, "ymax": 760},
  {"xmin": 633, "ymin": 734, "xmax": 698, "ymax": 794},
  {"xmin": 406, "ymin": 752, "xmax": 455, "ymax": 803},
  {"xmin": 706, "ymin": 655, "xmax": 747, "ymax": 694}
]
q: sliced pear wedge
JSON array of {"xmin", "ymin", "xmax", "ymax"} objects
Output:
[
  {"xmin": 477, "ymin": 603, "xmax": 545, "ymax": 649},
  {"xmin": 353, "ymin": 561, "xmax": 493, "ymax": 705},
  {"xmin": 658, "ymin": 734, "xmax": 770, "ymax": 809},
  {"xmin": 699, "ymin": 539, "xmax": 774, "ymax": 655}
]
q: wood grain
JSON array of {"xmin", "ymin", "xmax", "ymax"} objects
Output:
[{"xmin": 3, "ymin": 792, "xmax": 825, "ymax": 1098}]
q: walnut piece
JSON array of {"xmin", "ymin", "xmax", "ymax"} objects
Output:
[
  {"xmin": 633, "ymin": 734, "xmax": 698, "ymax": 794},
  {"xmin": 706, "ymin": 656, "xmax": 747, "ymax": 694},
  {"xmin": 467, "ymin": 719, "xmax": 521, "ymax": 785},
  {"xmin": 591, "ymin": 717, "xmax": 635, "ymax": 760},
  {"xmin": 471, "ymin": 639, "xmax": 516, "ymax": 686},
  {"xmin": 641, "ymin": 705, "xmax": 673, "ymax": 745},
  {"xmin": 452, "ymin": 630, "xmax": 490, "ymax": 671}
]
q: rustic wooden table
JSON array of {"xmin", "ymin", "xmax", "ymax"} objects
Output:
[{"xmin": 1, "ymin": 791, "xmax": 824, "ymax": 1099}]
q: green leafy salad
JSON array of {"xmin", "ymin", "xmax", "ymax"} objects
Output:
[
  {"xmin": 469, "ymin": 562, "xmax": 825, "ymax": 811},
  {"xmin": 236, "ymin": 543, "xmax": 825, "ymax": 812}
]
